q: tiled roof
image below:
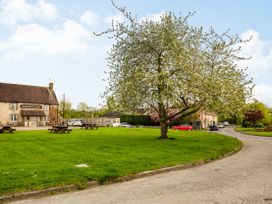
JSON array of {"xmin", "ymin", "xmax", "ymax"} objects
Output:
[{"xmin": 0, "ymin": 83, "xmax": 59, "ymax": 105}]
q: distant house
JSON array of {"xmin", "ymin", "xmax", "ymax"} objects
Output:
[
  {"xmin": 149, "ymin": 107, "xmax": 217, "ymax": 129},
  {"xmin": 195, "ymin": 110, "xmax": 218, "ymax": 129},
  {"xmin": 0, "ymin": 82, "xmax": 59, "ymax": 127}
]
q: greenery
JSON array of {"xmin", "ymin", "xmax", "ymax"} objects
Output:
[
  {"xmin": 244, "ymin": 109, "xmax": 264, "ymax": 127},
  {"xmin": 58, "ymin": 98, "xmax": 110, "ymax": 119},
  {"xmin": 245, "ymin": 100, "xmax": 272, "ymax": 125},
  {"xmin": 226, "ymin": 100, "xmax": 272, "ymax": 126},
  {"xmin": 121, "ymin": 115, "xmax": 159, "ymax": 126},
  {"xmin": 0, "ymin": 128, "xmax": 241, "ymax": 195},
  {"xmin": 235, "ymin": 127, "xmax": 272, "ymax": 137},
  {"xmin": 97, "ymin": 0, "xmax": 253, "ymax": 138}
]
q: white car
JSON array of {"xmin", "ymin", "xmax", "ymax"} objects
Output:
[
  {"xmin": 223, "ymin": 121, "xmax": 229, "ymax": 126},
  {"xmin": 218, "ymin": 123, "xmax": 224, "ymax": 128},
  {"xmin": 67, "ymin": 119, "xmax": 83, "ymax": 126},
  {"xmin": 119, "ymin": 122, "xmax": 132, "ymax": 128}
]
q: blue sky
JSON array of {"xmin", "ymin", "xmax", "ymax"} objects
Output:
[{"xmin": 0, "ymin": 0, "xmax": 272, "ymax": 108}]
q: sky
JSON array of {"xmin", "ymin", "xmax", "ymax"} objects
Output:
[{"xmin": 0, "ymin": 0, "xmax": 272, "ymax": 108}]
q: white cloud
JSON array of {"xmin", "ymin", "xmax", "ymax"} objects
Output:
[
  {"xmin": 0, "ymin": 0, "xmax": 91, "ymax": 60},
  {"xmin": 80, "ymin": 10, "xmax": 99, "ymax": 27},
  {"xmin": 0, "ymin": 0, "xmax": 60, "ymax": 26},
  {"xmin": 104, "ymin": 13, "xmax": 125, "ymax": 26},
  {"xmin": 239, "ymin": 29, "xmax": 272, "ymax": 77},
  {"xmin": 141, "ymin": 10, "xmax": 166, "ymax": 22},
  {"xmin": 253, "ymin": 84, "xmax": 272, "ymax": 107},
  {"xmin": 0, "ymin": 20, "xmax": 90, "ymax": 60}
]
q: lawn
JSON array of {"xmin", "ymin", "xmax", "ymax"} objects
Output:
[
  {"xmin": 235, "ymin": 127, "xmax": 272, "ymax": 137},
  {"xmin": 0, "ymin": 128, "xmax": 242, "ymax": 196}
]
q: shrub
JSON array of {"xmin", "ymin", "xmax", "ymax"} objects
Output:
[
  {"xmin": 255, "ymin": 123, "xmax": 264, "ymax": 128},
  {"xmin": 242, "ymin": 120, "xmax": 252, "ymax": 128},
  {"xmin": 120, "ymin": 115, "xmax": 159, "ymax": 126}
]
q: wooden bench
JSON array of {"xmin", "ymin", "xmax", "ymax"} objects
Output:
[
  {"xmin": 81, "ymin": 123, "xmax": 99, "ymax": 129},
  {"xmin": 0, "ymin": 126, "xmax": 16, "ymax": 133},
  {"xmin": 49, "ymin": 126, "xmax": 72, "ymax": 134}
]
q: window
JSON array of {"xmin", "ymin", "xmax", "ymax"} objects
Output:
[
  {"xmin": 9, "ymin": 103, "xmax": 18, "ymax": 110},
  {"xmin": 44, "ymin": 105, "xmax": 49, "ymax": 111},
  {"xmin": 10, "ymin": 114, "xmax": 18, "ymax": 122}
]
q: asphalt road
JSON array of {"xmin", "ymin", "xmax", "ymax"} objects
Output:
[{"xmin": 12, "ymin": 127, "xmax": 272, "ymax": 204}]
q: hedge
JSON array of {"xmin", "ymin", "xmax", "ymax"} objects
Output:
[{"xmin": 120, "ymin": 115, "xmax": 159, "ymax": 126}]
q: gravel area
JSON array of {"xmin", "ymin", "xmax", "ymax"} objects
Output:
[{"xmin": 12, "ymin": 127, "xmax": 272, "ymax": 204}]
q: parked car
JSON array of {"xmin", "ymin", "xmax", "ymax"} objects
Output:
[
  {"xmin": 172, "ymin": 124, "xmax": 193, "ymax": 131},
  {"xmin": 218, "ymin": 123, "xmax": 225, "ymax": 128},
  {"xmin": 119, "ymin": 122, "xmax": 132, "ymax": 128},
  {"xmin": 209, "ymin": 124, "xmax": 219, "ymax": 131},
  {"xmin": 67, "ymin": 119, "xmax": 83, "ymax": 126},
  {"xmin": 223, "ymin": 121, "xmax": 229, "ymax": 126}
]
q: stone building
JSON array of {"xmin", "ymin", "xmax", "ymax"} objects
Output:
[
  {"xmin": 0, "ymin": 82, "xmax": 59, "ymax": 127},
  {"xmin": 195, "ymin": 110, "xmax": 218, "ymax": 129}
]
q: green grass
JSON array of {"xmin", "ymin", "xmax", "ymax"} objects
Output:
[
  {"xmin": 0, "ymin": 128, "xmax": 242, "ymax": 196},
  {"xmin": 235, "ymin": 127, "xmax": 272, "ymax": 137}
]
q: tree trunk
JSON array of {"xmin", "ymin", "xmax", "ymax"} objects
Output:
[{"xmin": 160, "ymin": 121, "xmax": 168, "ymax": 139}]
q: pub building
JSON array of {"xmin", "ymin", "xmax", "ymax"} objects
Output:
[{"xmin": 0, "ymin": 82, "xmax": 59, "ymax": 127}]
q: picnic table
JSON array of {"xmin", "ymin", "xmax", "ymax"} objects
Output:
[
  {"xmin": 0, "ymin": 125, "xmax": 16, "ymax": 133},
  {"xmin": 48, "ymin": 125, "xmax": 72, "ymax": 134},
  {"xmin": 81, "ymin": 123, "xmax": 98, "ymax": 129}
]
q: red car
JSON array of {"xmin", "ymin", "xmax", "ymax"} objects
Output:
[{"xmin": 172, "ymin": 124, "xmax": 193, "ymax": 131}]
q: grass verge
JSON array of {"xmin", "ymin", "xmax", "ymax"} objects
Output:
[
  {"xmin": 235, "ymin": 127, "xmax": 272, "ymax": 137},
  {"xmin": 0, "ymin": 128, "xmax": 242, "ymax": 196}
]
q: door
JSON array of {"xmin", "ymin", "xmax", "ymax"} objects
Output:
[{"xmin": 30, "ymin": 117, "xmax": 38, "ymax": 127}]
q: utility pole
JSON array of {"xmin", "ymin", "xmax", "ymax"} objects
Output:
[{"xmin": 62, "ymin": 94, "xmax": 66, "ymax": 122}]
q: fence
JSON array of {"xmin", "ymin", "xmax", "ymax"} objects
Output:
[{"xmin": 63, "ymin": 117, "xmax": 120, "ymax": 126}]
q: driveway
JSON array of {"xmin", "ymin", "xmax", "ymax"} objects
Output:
[{"xmin": 12, "ymin": 127, "xmax": 272, "ymax": 204}]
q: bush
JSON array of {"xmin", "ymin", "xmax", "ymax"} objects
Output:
[
  {"xmin": 120, "ymin": 115, "xmax": 159, "ymax": 126},
  {"xmin": 242, "ymin": 120, "xmax": 252, "ymax": 128},
  {"xmin": 255, "ymin": 123, "xmax": 264, "ymax": 128}
]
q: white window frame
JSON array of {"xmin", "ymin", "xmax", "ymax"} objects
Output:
[
  {"xmin": 44, "ymin": 105, "xmax": 49, "ymax": 111},
  {"xmin": 10, "ymin": 114, "xmax": 18, "ymax": 122}
]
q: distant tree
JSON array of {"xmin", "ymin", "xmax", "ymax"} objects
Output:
[
  {"xmin": 59, "ymin": 99, "xmax": 72, "ymax": 118},
  {"xmin": 106, "ymin": 96, "xmax": 120, "ymax": 112},
  {"xmin": 49, "ymin": 106, "xmax": 58, "ymax": 125},
  {"xmin": 77, "ymin": 102, "xmax": 90, "ymax": 112},
  {"xmin": 245, "ymin": 100, "xmax": 272, "ymax": 125},
  {"xmin": 96, "ymin": 0, "xmax": 253, "ymax": 139},
  {"xmin": 244, "ymin": 109, "xmax": 264, "ymax": 127}
]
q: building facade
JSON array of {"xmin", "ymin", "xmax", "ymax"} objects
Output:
[
  {"xmin": 0, "ymin": 82, "xmax": 59, "ymax": 127},
  {"xmin": 196, "ymin": 110, "xmax": 218, "ymax": 129}
]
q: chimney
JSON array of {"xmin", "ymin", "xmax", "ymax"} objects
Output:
[{"xmin": 49, "ymin": 82, "xmax": 54, "ymax": 92}]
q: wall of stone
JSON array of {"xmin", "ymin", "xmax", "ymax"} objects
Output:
[{"xmin": 0, "ymin": 103, "xmax": 10, "ymax": 125}]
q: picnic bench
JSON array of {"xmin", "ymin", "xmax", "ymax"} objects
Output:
[
  {"xmin": 0, "ymin": 125, "xmax": 16, "ymax": 133},
  {"xmin": 81, "ymin": 123, "xmax": 98, "ymax": 129},
  {"xmin": 48, "ymin": 125, "xmax": 72, "ymax": 134}
]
